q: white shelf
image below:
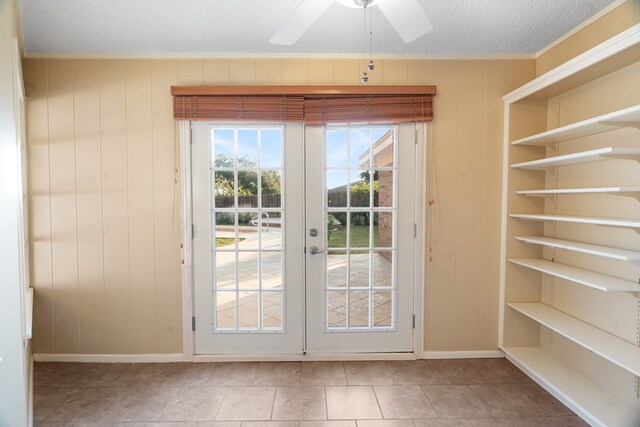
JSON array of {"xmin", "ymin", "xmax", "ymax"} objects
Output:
[
  {"xmin": 504, "ymin": 346, "xmax": 640, "ymax": 427},
  {"xmin": 509, "ymin": 213, "xmax": 640, "ymax": 229},
  {"xmin": 511, "ymin": 147, "xmax": 640, "ymax": 170},
  {"xmin": 515, "ymin": 236, "xmax": 640, "ymax": 261},
  {"xmin": 509, "ymin": 258, "xmax": 640, "ymax": 292},
  {"xmin": 511, "ymin": 104, "xmax": 640, "ymax": 146},
  {"xmin": 508, "ymin": 303, "xmax": 640, "ymax": 378},
  {"xmin": 516, "ymin": 186, "xmax": 640, "ymax": 197}
]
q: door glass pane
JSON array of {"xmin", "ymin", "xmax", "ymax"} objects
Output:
[
  {"xmin": 324, "ymin": 126, "xmax": 397, "ymax": 331},
  {"xmin": 211, "ymin": 125, "xmax": 285, "ymax": 332}
]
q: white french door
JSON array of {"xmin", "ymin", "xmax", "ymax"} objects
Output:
[{"xmin": 192, "ymin": 122, "xmax": 420, "ymax": 355}]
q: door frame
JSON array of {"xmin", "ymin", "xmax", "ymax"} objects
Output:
[{"xmin": 179, "ymin": 120, "xmax": 427, "ymax": 361}]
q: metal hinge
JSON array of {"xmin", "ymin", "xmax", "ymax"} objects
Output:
[
  {"xmin": 414, "ymin": 223, "xmax": 417, "ymax": 238},
  {"xmin": 189, "ymin": 127, "xmax": 193, "ymax": 144},
  {"xmin": 412, "ymin": 314, "xmax": 416, "ymax": 329},
  {"xmin": 191, "ymin": 224, "xmax": 195, "ymax": 239},
  {"xmin": 192, "ymin": 316, "xmax": 196, "ymax": 331}
]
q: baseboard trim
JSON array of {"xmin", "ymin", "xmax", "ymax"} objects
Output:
[
  {"xmin": 422, "ymin": 350, "xmax": 505, "ymax": 359},
  {"xmin": 191, "ymin": 352, "xmax": 417, "ymax": 362},
  {"xmin": 33, "ymin": 353, "xmax": 185, "ymax": 363}
]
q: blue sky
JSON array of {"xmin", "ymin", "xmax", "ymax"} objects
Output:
[{"xmin": 212, "ymin": 128, "xmax": 282, "ymax": 168}]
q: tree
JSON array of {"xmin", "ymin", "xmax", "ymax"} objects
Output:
[{"xmin": 213, "ymin": 154, "xmax": 281, "ymax": 196}]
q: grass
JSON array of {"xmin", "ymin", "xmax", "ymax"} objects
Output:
[
  {"xmin": 328, "ymin": 225, "xmax": 378, "ymax": 249},
  {"xmin": 216, "ymin": 237, "xmax": 245, "ymax": 248}
]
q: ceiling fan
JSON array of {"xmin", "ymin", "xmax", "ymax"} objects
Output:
[{"xmin": 270, "ymin": 0, "xmax": 433, "ymax": 46}]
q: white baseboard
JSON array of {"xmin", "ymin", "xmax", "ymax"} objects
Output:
[
  {"xmin": 422, "ymin": 350, "xmax": 505, "ymax": 359},
  {"xmin": 33, "ymin": 353, "xmax": 185, "ymax": 363},
  {"xmin": 191, "ymin": 352, "xmax": 417, "ymax": 362}
]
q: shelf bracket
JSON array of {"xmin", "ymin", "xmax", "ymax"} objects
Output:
[
  {"xmin": 601, "ymin": 154, "xmax": 640, "ymax": 163},
  {"xmin": 596, "ymin": 224, "xmax": 640, "ymax": 235},
  {"xmin": 604, "ymin": 192, "xmax": 640, "ymax": 201}
]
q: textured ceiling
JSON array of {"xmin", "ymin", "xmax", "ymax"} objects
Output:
[{"xmin": 20, "ymin": 0, "xmax": 617, "ymax": 55}]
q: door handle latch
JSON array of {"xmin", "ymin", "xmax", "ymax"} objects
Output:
[{"xmin": 308, "ymin": 246, "xmax": 326, "ymax": 255}]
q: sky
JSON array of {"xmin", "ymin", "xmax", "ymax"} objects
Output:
[{"xmin": 211, "ymin": 126, "xmax": 392, "ymax": 190}]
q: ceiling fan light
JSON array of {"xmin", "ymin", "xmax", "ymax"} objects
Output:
[
  {"xmin": 361, "ymin": 72, "xmax": 369, "ymax": 83},
  {"xmin": 367, "ymin": 61, "xmax": 375, "ymax": 71}
]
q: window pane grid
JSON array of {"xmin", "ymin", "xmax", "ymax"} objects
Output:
[
  {"xmin": 211, "ymin": 126, "xmax": 285, "ymax": 333},
  {"xmin": 325, "ymin": 126, "xmax": 397, "ymax": 331}
]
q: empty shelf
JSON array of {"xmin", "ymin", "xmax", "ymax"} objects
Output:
[
  {"xmin": 508, "ymin": 303, "xmax": 640, "ymax": 377},
  {"xmin": 516, "ymin": 186, "xmax": 640, "ymax": 196},
  {"xmin": 515, "ymin": 236, "xmax": 640, "ymax": 261},
  {"xmin": 510, "ymin": 147, "xmax": 640, "ymax": 170},
  {"xmin": 504, "ymin": 347, "xmax": 640, "ymax": 427},
  {"xmin": 510, "ymin": 213, "xmax": 640, "ymax": 228},
  {"xmin": 511, "ymin": 104, "xmax": 640, "ymax": 146},
  {"xmin": 509, "ymin": 258, "xmax": 640, "ymax": 292}
]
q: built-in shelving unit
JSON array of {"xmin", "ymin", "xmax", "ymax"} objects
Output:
[
  {"xmin": 511, "ymin": 104, "xmax": 640, "ymax": 147},
  {"xmin": 515, "ymin": 236, "xmax": 640, "ymax": 261},
  {"xmin": 510, "ymin": 147, "xmax": 640, "ymax": 170},
  {"xmin": 509, "ymin": 213, "xmax": 640, "ymax": 229},
  {"xmin": 509, "ymin": 258, "xmax": 640, "ymax": 292},
  {"xmin": 501, "ymin": 22, "xmax": 640, "ymax": 426},
  {"xmin": 516, "ymin": 187, "xmax": 640, "ymax": 197},
  {"xmin": 508, "ymin": 303, "xmax": 640, "ymax": 376},
  {"xmin": 504, "ymin": 347, "xmax": 640, "ymax": 427}
]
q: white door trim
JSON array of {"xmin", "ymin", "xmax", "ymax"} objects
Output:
[{"xmin": 180, "ymin": 121, "xmax": 427, "ymax": 360}]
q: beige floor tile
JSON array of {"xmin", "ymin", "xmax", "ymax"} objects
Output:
[
  {"xmin": 413, "ymin": 420, "xmax": 473, "ymax": 427},
  {"xmin": 326, "ymin": 386, "xmax": 382, "ymax": 420},
  {"xmin": 468, "ymin": 417, "xmax": 587, "ymax": 427},
  {"xmin": 215, "ymin": 387, "xmax": 276, "ymax": 421},
  {"xmin": 466, "ymin": 359, "xmax": 530, "ymax": 384},
  {"xmin": 344, "ymin": 362, "xmax": 393, "ymax": 385},
  {"xmin": 272, "ymin": 386, "xmax": 327, "ymax": 420},
  {"xmin": 468, "ymin": 384, "xmax": 548, "ymax": 418},
  {"xmin": 209, "ymin": 363, "xmax": 258, "ymax": 386},
  {"xmin": 102, "ymin": 386, "xmax": 177, "ymax": 422},
  {"xmin": 373, "ymin": 386, "xmax": 436, "ymax": 419},
  {"xmin": 356, "ymin": 420, "xmax": 415, "ymax": 427},
  {"xmin": 242, "ymin": 422, "xmax": 299, "ymax": 427},
  {"xmin": 300, "ymin": 422, "xmax": 356, "ymax": 427},
  {"xmin": 301, "ymin": 362, "xmax": 347, "ymax": 386},
  {"xmin": 110, "ymin": 363, "xmax": 182, "ymax": 388},
  {"xmin": 159, "ymin": 363, "xmax": 218, "ymax": 387},
  {"xmin": 420, "ymin": 385, "xmax": 492, "ymax": 418},
  {"xmin": 158, "ymin": 386, "xmax": 228, "ymax": 421},
  {"xmin": 35, "ymin": 362, "xmax": 128, "ymax": 387},
  {"xmin": 516, "ymin": 383, "xmax": 573, "ymax": 416},
  {"xmin": 254, "ymin": 362, "xmax": 301, "ymax": 386},
  {"xmin": 43, "ymin": 386, "xmax": 128, "ymax": 422},
  {"xmin": 34, "ymin": 386, "xmax": 81, "ymax": 421},
  {"xmin": 423, "ymin": 360, "xmax": 484, "ymax": 385},
  {"xmin": 385, "ymin": 361, "xmax": 437, "ymax": 385}
]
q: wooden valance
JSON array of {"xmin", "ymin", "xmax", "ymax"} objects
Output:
[{"xmin": 171, "ymin": 85, "xmax": 436, "ymax": 124}]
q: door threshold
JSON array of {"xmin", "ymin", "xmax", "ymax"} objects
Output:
[{"xmin": 191, "ymin": 352, "xmax": 416, "ymax": 362}]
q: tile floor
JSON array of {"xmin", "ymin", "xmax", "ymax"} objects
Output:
[{"xmin": 33, "ymin": 359, "xmax": 587, "ymax": 426}]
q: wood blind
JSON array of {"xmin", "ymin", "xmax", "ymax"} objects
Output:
[
  {"xmin": 171, "ymin": 86, "xmax": 436, "ymax": 124},
  {"xmin": 173, "ymin": 95, "xmax": 305, "ymax": 122}
]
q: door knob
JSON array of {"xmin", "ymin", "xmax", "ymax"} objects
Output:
[
  {"xmin": 309, "ymin": 228, "xmax": 318, "ymax": 237},
  {"xmin": 308, "ymin": 246, "xmax": 325, "ymax": 255}
]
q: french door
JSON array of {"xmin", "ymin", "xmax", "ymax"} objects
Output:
[{"xmin": 192, "ymin": 122, "xmax": 419, "ymax": 355}]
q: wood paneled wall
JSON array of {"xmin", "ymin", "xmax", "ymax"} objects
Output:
[
  {"xmin": 536, "ymin": 0, "xmax": 640, "ymax": 76},
  {"xmin": 24, "ymin": 57, "xmax": 534, "ymax": 354}
]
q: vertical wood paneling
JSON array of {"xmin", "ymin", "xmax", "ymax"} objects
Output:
[
  {"xmin": 48, "ymin": 59, "xmax": 80, "ymax": 353},
  {"xmin": 126, "ymin": 60, "xmax": 157, "ymax": 353},
  {"xmin": 382, "ymin": 60, "xmax": 408, "ymax": 85},
  {"xmin": 27, "ymin": 56, "xmax": 532, "ymax": 355},
  {"xmin": 454, "ymin": 61, "xmax": 484, "ymax": 350},
  {"xmin": 24, "ymin": 58, "xmax": 54, "ymax": 354},
  {"xmin": 100, "ymin": 60, "xmax": 131, "ymax": 353},
  {"xmin": 307, "ymin": 60, "xmax": 334, "ymax": 85},
  {"xmin": 152, "ymin": 60, "xmax": 182, "ymax": 353},
  {"xmin": 74, "ymin": 59, "xmax": 106, "ymax": 353},
  {"xmin": 479, "ymin": 60, "xmax": 511, "ymax": 349},
  {"xmin": 428, "ymin": 61, "xmax": 460, "ymax": 351},
  {"xmin": 282, "ymin": 59, "xmax": 308, "ymax": 85},
  {"xmin": 255, "ymin": 59, "xmax": 283, "ymax": 85},
  {"xmin": 204, "ymin": 59, "xmax": 230, "ymax": 85}
]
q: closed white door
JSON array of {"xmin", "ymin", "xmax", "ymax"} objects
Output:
[
  {"xmin": 193, "ymin": 122, "xmax": 419, "ymax": 355},
  {"xmin": 304, "ymin": 124, "xmax": 418, "ymax": 353},
  {"xmin": 192, "ymin": 122, "xmax": 305, "ymax": 354}
]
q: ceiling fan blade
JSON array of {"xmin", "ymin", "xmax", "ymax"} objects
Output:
[
  {"xmin": 376, "ymin": 0, "xmax": 433, "ymax": 43},
  {"xmin": 270, "ymin": 0, "xmax": 335, "ymax": 45}
]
